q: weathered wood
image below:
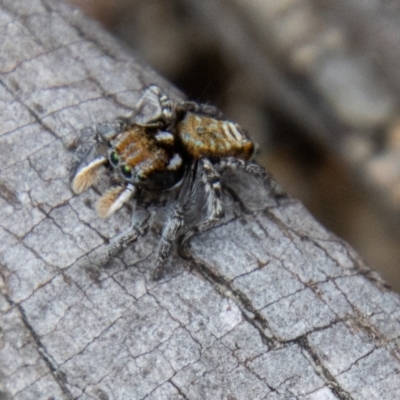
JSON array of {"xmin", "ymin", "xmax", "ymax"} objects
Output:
[{"xmin": 0, "ymin": 1, "xmax": 400, "ymax": 399}]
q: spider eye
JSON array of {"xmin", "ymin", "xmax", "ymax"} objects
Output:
[
  {"xmin": 137, "ymin": 173, "xmax": 146, "ymax": 182},
  {"xmin": 109, "ymin": 151, "xmax": 119, "ymax": 166},
  {"xmin": 120, "ymin": 165, "xmax": 132, "ymax": 179}
]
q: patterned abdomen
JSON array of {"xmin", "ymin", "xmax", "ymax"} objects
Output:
[{"xmin": 177, "ymin": 113, "xmax": 254, "ymax": 160}]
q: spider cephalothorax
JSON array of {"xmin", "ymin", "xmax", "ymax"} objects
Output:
[{"xmin": 70, "ymin": 85, "xmax": 270, "ymax": 279}]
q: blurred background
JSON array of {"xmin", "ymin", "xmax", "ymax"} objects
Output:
[{"xmin": 68, "ymin": 0, "xmax": 400, "ymax": 292}]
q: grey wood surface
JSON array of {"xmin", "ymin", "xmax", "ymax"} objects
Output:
[{"xmin": 0, "ymin": 1, "xmax": 399, "ymax": 399}]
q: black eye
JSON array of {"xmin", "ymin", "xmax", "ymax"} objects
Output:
[
  {"xmin": 137, "ymin": 173, "xmax": 146, "ymax": 182},
  {"xmin": 120, "ymin": 165, "xmax": 132, "ymax": 179},
  {"xmin": 109, "ymin": 151, "xmax": 119, "ymax": 166}
]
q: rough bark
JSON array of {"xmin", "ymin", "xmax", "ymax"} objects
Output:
[{"xmin": 0, "ymin": 1, "xmax": 400, "ymax": 399}]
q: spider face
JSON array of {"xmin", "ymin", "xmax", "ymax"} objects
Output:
[
  {"xmin": 106, "ymin": 124, "xmax": 184, "ymax": 190},
  {"xmin": 70, "ymin": 84, "xmax": 267, "ymax": 280}
]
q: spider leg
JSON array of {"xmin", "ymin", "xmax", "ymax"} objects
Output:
[
  {"xmin": 69, "ymin": 120, "xmax": 126, "ymax": 185},
  {"xmin": 180, "ymin": 158, "xmax": 225, "ymax": 246},
  {"xmin": 175, "ymin": 100, "xmax": 223, "ymax": 119},
  {"xmin": 123, "ymin": 85, "xmax": 174, "ymax": 129},
  {"xmin": 96, "ymin": 184, "xmax": 136, "ymax": 219},
  {"xmin": 72, "ymin": 156, "xmax": 108, "ymax": 194},
  {"xmin": 152, "ymin": 206, "xmax": 185, "ymax": 281},
  {"xmin": 98, "ymin": 210, "xmax": 150, "ymax": 266},
  {"xmin": 215, "ymin": 157, "xmax": 283, "ymax": 203},
  {"xmin": 151, "ymin": 162, "xmax": 196, "ymax": 280},
  {"xmin": 216, "ymin": 157, "xmax": 274, "ymax": 185}
]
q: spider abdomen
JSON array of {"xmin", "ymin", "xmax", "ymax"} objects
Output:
[{"xmin": 177, "ymin": 113, "xmax": 254, "ymax": 160}]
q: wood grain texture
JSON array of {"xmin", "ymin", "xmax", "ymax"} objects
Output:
[{"xmin": 0, "ymin": 1, "xmax": 399, "ymax": 399}]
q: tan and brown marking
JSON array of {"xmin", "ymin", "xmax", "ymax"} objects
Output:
[
  {"xmin": 114, "ymin": 126, "xmax": 171, "ymax": 178},
  {"xmin": 177, "ymin": 113, "xmax": 254, "ymax": 160}
]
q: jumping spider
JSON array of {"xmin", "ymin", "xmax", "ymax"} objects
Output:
[{"xmin": 70, "ymin": 85, "xmax": 271, "ymax": 280}]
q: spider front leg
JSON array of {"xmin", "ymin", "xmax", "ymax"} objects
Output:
[
  {"xmin": 180, "ymin": 158, "xmax": 225, "ymax": 246},
  {"xmin": 70, "ymin": 120, "xmax": 127, "ymax": 193}
]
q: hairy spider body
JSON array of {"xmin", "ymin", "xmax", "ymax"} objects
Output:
[
  {"xmin": 109, "ymin": 125, "xmax": 184, "ymax": 190},
  {"xmin": 177, "ymin": 113, "xmax": 254, "ymax": 160},
  {"xmin": 71, "ymin": 85, "xmax": 270, "ymax": 280}
]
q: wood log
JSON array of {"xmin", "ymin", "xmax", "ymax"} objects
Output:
[{"xmin": 0, "ymin": 1, "xmax": 399, "ymax": 399}]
